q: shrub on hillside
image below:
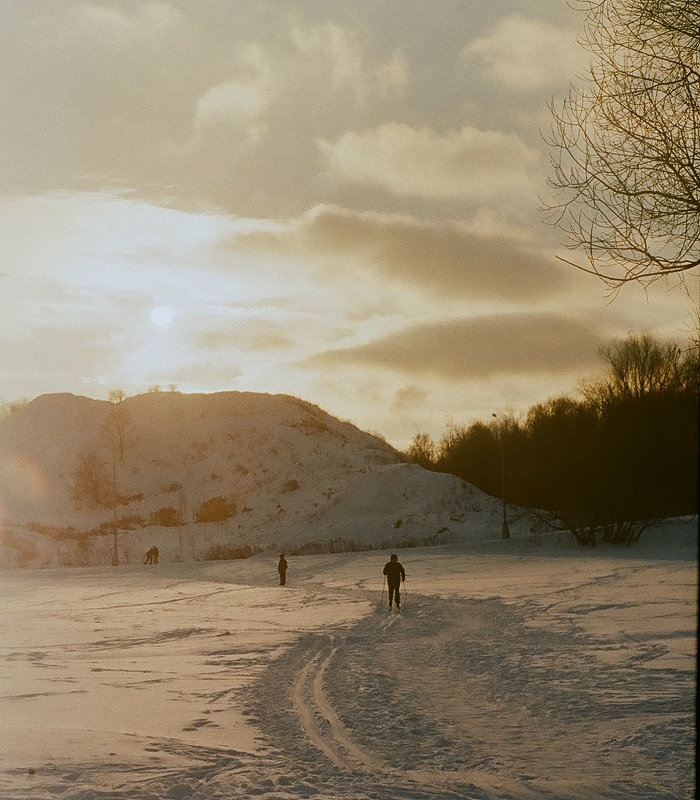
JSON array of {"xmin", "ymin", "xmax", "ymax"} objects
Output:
[
  {"xmin": 194, "ymin": 495, "xmax": 237, "ymax": 523},
  {"xmin": 150, "ymin": 506, "xmax": 183, "ymax": 527},
  {"xmin": 288, "ymin": 532, "xmax": 449, "ymax": 557},
  {"xmin": 204, "ymin": 544, "xmax": 261, "ymax": 561},
  {"xmin": 118, "ymin": 513, "xmax": 145, "ymax": 530}
]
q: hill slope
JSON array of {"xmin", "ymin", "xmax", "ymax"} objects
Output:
[{"xmin": 0, "ymin": 391, "xmax": 507, "ymax": 567}]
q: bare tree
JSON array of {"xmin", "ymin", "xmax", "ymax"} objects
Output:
[
  {"xmin": 582, "ymin": 331, "xmax": 694, "ymax": 406},
  {"xmin": 103, "ymin": 390, "xmax": 133, "ymax": 461},
  {"xmin": 405, "ymin": 432, "xmax": 437, "ymax": 469},
  {"xmin": 545, "ymin": 0, "xmax": 700, "ymax": 287}
]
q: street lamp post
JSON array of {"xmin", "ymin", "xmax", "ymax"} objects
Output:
[{"xmin": 492, "ymin": 413, "xmax": 510, "ymax": 540}]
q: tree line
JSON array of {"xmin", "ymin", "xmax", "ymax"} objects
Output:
[{"xmin": 406, "ymin": 333, "xmax": 698, "ymax": 546}]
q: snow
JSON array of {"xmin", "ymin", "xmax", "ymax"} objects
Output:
[
  {"xmin": 0, "ymin": 516, "xmax": 696, "ymax": 800},
  {"xmin": 0, "ymin": 391, "xmax": 537, "ymax": 572},
  {"xmin": 1, "ymin": 393, "xmax": 495, "ymax": 565},
  {"xmin": 1, "ymin": 393, "xmax": 697, "ymax": 797}
]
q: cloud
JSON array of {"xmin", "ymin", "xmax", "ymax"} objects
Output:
[
  {"xmin": 460, "ymin": 15, "xmax": 588, "ymax": 93},
  {"xmin": 303, "ymin": 313, "xmax": 609, "ymax": 380},
  {"xmin": 237, "ymin": 205, "xmax": 570, "ymax": 302},
  {"xmin": 0, "ymin": 315, "xmax": 123, "ymax": 399},
  {"xmin": 291, "ymin": 21, "xmax": 407, "ymax": 100},
  {"xmin": 392, "ymin": 384, "xmax": 430, "ymax": 412},
  {"xmin": 292, "ymin": 21, "xmax": 365, "ymax": 92},
  {"xmin": 196, "ymin": 320, "xmax": 293, "ymax": 353},
  {"xmin": 75, "ymin": 2, "xmax": 185, "ymax": 43},
  {"xmin": 0, "ymin": 4, "xmax": 196, "ymax": 196},
  {"xmin": 0, "ymin": 5, "xmax": 548, "ymax": 217},
  {"xmin": 195, "ymin": 81, "xmax": 271, "ymax": 129},
  {"xmin": 317, "ymin": 123, "xmax": 540, "ymax": 201},
  {"xmin": 194, "ymin": 42, "xmax": 274, "ymax": 131},
  {"xmin": 375, "ymin": 50, "xmax": 410, "ymax": 95}
]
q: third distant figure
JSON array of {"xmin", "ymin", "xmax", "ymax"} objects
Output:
[
  {"xmin": 277, "ymin": 552, "xmax": 288, "ymax": 586},
  {"xmin": 383, "ymin": 553, "xmax": 405, "ymax": 610}
]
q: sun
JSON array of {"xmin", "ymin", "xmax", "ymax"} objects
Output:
[{"xmin": 150, "ymin": 305, "xmax": 173, "ymax": 326}]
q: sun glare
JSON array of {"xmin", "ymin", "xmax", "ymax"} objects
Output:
[{"xmin": 150, "ymin": 305, "xmax": 173, "ymax": 326}]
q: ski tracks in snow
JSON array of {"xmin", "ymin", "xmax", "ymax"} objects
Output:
[
  {"xmin": 291, "ymin": 646, "xmax": 384, "ymax": 773},
  {"xmin": 249, "ymin": 592, "xmax": 695, "ymax": 800},
  {"xmin": 249, "ymin": 600, "xmax": 507, "ymax": 799}
]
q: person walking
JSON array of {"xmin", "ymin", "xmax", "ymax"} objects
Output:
[
  {"xmin": 382, "ymin": 553, "xmax": 405, "ymax": 610},
  {"xmin": 277, "ymin": 553, "xmax": 288, "ymax": 586}
]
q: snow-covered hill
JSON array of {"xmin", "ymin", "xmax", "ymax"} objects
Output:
[{"xmin": 0, "ymin": 391, "xmax": 509, "ymax": 568}]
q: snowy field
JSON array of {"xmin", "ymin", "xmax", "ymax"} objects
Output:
[{"xmin": 0, "ymin": 518, "xmax": 696, "ymax": 800}]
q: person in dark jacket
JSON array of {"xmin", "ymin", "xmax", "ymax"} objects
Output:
[
  {"xmin": 277, "ymin": 553, "xmax": 288, "ymax": 586},
  {"xmin": 382, "ymin": 553, "xmax": 405, "ymax": 610}
]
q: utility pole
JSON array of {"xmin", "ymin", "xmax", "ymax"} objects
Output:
[
  {"xmin": 492, "ymin": 413, "xmax": 510, "ymax": 540},
  {"xmin": 111, "ymin": 460, "xmax": 119, "ymax": 566}
]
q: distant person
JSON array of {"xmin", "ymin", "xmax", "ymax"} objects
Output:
[
  {"xmin": 383, "ymin": 553, "xmax": 405, "ymax": 610},
  {"xmin": 144, "ymin": 545, "xmax": 159, "ymax": 565},
  {"xmin": 277, "ymin": 553, "xmax": 288, "ymax": 586}
]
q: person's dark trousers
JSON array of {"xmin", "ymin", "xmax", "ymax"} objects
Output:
[
  {"xmin": 388, "ymin": 583, "xmax": 401, "ymax": 607},
  {"xmin": 279, "ymin": 573, "xmax": 286, "ymax": 586}
]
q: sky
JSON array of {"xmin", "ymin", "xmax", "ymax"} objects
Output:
[{"xmin": 0, "ymin": 0, "xmax": 696, "ymax": 449}]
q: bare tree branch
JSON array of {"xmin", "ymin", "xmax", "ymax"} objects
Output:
[{"xmin": 543, "ymin": 0, "xmax": 700, "ymax": 287}]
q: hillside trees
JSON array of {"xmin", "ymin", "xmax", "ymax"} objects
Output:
[
  {"xmin": 579, "ymin": 333, "xmax": 699, "ymax": 528},
  {"xmin": 71, "ymin": 452, "xmax": 110, "ymax": 508},
  {"xmin": 71, "ymin": 390, "xmax": 134, "ymax": 507},
  {"xmin": 545, "ymin": 0, "xmax": 700, "ymax": 286},
  {"xmin": 407, "ymin": 333, "xmax": 698, "ymax": 545},
  {"xmin": 437, "ymin": 421, "xmax": 500, "ymax": 498},
  {"xmin": 519, "ymin": 398, "xmax": 599, "ymax": 516},
  {"xmin": 405, "ymin": 432, "xmax": 437, "ymax": 469}
]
